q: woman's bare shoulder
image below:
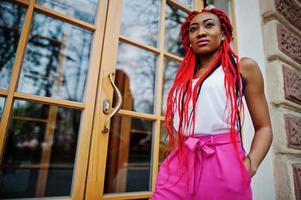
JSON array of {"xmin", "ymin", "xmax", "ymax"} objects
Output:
[{"xmin": 239, "ymin": 57, "xmax": 262, "ymax": 82}]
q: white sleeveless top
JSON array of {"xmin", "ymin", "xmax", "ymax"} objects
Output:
[{"xmin": 173, "ymin": 66, "xmax": 239, "ymax": 135}]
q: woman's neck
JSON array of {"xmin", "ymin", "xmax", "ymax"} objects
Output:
[{"xmin": 198, "ymin": 50, "xmax": 219, "ymax": 70}]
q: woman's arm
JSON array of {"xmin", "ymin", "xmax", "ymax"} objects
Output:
[{"xmin": 239, "ymin": 57, "xmax": 273, "ymax": 177}]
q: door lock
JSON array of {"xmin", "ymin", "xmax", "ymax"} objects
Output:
[{"xmin": 103, "ymin": 99, "xmax": 110, "ymax": 114}]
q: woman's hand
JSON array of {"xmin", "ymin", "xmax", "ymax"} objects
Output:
[{"xmin": 243, "ymin": 155, "xmax": 257, "ymax": 177}]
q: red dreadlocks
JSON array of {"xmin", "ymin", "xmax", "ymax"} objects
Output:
[{"xmin": 164, "ymin": 8, "xmax": 244, "ymax": 168}]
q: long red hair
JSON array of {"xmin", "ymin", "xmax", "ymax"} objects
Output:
[{"xmin": 164, "ymin": 7, "xmax": 245, "ymax": 181}]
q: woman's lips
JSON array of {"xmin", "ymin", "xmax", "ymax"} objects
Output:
[{"xmin": 197, "ymin": 40, "xmax": 209, "ymax": 46}]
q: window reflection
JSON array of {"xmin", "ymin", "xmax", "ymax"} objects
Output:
[
  {"xmin": 0, "ymin": 100, "xmax": 81, "ymax": 198},
  {"xmin": 205, "ymin": 0, "xmax": 231, "ymax": 16},
  {"xmin": 176, "ymin": 0, "xmax": 194, "ymax": 9},
  {"xmin": 165, "ymin": 1, "xmax": 187, "ymax": 57},
  {"xmin": 18, "ymin": 13, "xmax": 92, "ymax": 102},
  {"xmin": 105, "ymin": 115, "xmax": 153, "ymax": 193},
  {"xmin": 115, "ymin": 42, "xmax": 157, "ymax": 114},
  {"xmin": 120, "ymin": 0, "xmax": 161, "ymax": 47},
  {"xmin": 0, "ymin": 1, "xmax": 26, "ymax": 89},
  {"xmin": 161, "ymin": 58, "xmax": 180, "ymax": 115},
  {"xmin": 37, "ymin": 0, "xmax": 99, "ymax": 24},
  {"xmin": 159, "ymin": 122, "xmax": 169, "ymax": 164},
  {"xmin": 0, "ymin": 97, "xmax": 5, "ymax": 119}
]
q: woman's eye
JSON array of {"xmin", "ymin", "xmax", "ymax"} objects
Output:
[
  {"xmin": 205, "ymin": 23, "xmax": 215, "ymax": 28},
  {"xmin": 189, "ymin": 26, "xmax": 198, "ymax": 32}
]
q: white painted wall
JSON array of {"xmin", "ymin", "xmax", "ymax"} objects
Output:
[{"xmin": 234, "ymin": 0, "xmax": 276, "ymax": 199}]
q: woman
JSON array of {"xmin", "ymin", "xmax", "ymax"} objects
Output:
[{"xmin": 150, "ymin": 6, "xmax": 273, "ymax": 200}]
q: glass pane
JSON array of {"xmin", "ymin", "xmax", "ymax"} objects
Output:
[
  {"xmin": 115, "ymin": 42, "xmax": 157, "ymax": 114},
  {"xmin": 0, "ymin": 100, "xmax": 82, "ymax": 198},
  {"xmin": 159, "ymin": 121, "xmax": 169, "ymax": 164},
  {"xmin": 161, "ymin": 58, "xmax": 180, "ymax": 115},
  {"xmin": 0, "ymin": 97, "xmax": 5, "ymax": 119},
  {"xmin": 36, "ymin": 0, "xmax": 99, "ymax": 24},
  {"xmin": 120, "ymin": 0, "xmax": 161, "ymax": 47},
  {"xmin": 0, "ymin": 1, "xmax": 26, "ymax": 89},
  {"xmin": 206, "ymin": 0, "xmax": 231, "ymax": 17},
  {"xmin": 165, "ymin": 1, "xmax": 188, "ymax": 57},
  {"xmin": 176, "ymin": 0, "xmax": 194, "ymax": 9},
  {"xmin": 18, "ymin": 13, "xmax": 92, "ymax": 102},
  {"xmin": 104, "ymin": 115, "xmax": 153, "ymax": 193}
]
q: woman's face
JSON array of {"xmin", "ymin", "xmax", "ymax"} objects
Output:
[{"xmin": 188, "ymin": 12, "xmax": 224, "ymax": 56}]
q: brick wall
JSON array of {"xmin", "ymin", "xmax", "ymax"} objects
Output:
[{"xmin": 260, "ymin": 0, "xmax": 301, "ymax": 199}]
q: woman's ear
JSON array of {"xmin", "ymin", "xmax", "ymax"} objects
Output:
[{"xmin": 221, "ymin": 31, "xmax": 225, "ymax": 41}]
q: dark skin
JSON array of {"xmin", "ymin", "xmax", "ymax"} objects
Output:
[{"xmin": 188, "ymin": 12, "xmax": 273, "ymax": 177}]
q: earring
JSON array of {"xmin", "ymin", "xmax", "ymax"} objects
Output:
[{"xmin": 189, "ymin": 44, "xmax": 192, "ymax": 47}]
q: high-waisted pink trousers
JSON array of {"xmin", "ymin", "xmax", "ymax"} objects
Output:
[{"xmin": 150, "ymin": 132, "xmax": 252, "ymax": 200}]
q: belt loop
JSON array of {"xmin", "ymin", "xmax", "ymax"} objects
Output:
[{"xmin": 210, "ymin": 135, "xmax": 214, "ymax": 144}]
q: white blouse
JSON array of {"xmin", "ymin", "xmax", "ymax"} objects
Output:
[{"xmin": 173, "ymin": 66, "xmax": 240, "ymax": 135}]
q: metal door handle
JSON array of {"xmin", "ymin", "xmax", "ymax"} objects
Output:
[{"xmin": 102, "ymin": 73, "xmax": 123, "ymax": 133}]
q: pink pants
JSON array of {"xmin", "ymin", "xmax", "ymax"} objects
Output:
[{"xmin": 150, "ymin": 132, "xmax": 252, "ymax": 200}]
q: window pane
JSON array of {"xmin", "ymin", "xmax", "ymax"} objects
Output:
[
  {"xmin": 161, "ymin": 58, "xmax": 180, "ymax": 115},
  {"xmin": 120, "ymin": 0, "xmax": 161, "ymax": 47},
  {"xmin": 206, "ymin": 0, "xmax": 231, "ymax": 17},
  {"xmin": 115, "ymin": 42, "xmax": 157, "ymax": 114},
  {"xmin": 165, "ymin": 1, "xmax": 187, "ymax": 57},
  {"xmin": 0, "ymin": 100, "xmax": 82, "ymax": 198},
  {"xmin": 176, "ymin": 0, "xmax": 194, "ymax": 9},
  {"xmin": 104, "ymin": 115, "xmax": 153, "ymax": 193},
  {"xmin": 0, "ymin": 1, "xmax": 26, "ymax": 89},
  {"xmin": 36, "ymin": 0, "xmax": 99, "ymax": 24},
  {"xmin": 18, "ymin": 13, "xmax": 93, "ymax": 102},
  {"xmin": 159, "ymin": 121, "xmax": 169, "ymax": 164},
  {"xmin": 0, "ymin": 97, "xmax": 5, "ymax": 119}
]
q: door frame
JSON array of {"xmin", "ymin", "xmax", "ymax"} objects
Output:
[{"xmin": 0, "ymin": 0, "xmax": 109, "ymax": 199}]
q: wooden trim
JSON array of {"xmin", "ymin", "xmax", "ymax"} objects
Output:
[
  {"xmin": 85, "ymin": 0, "xmax": 124, "ymax": 199},
  {"xmin": 14, "ymin": 92, "xmax": 85, "ymax": 109},
  {"xmin": 149, "ymin": 0, "xmax": 167, "ymax": 192},
  {"xmin": 34, "ymin": 4, "xmax": 96, "ymax": 32},
  {"xmin": 164, "ymin": 51, "xmax": 183, "ymax": 62},
  {"xmin": 117, "ymin": 109, "xmax": 157, "ymax": 121},
  {"xmin": 230, "ymin": 0, "xmax": 238, "ymax": 54},
  {"xmin": 194, "ymin": 0, "xmax": 204, "ymax": 11},
  {"xmin": 119, "ymin": 34, "xmax": 161, "ymax": 55},
  {"xmin": 0, "ymin": 0, "xmax": 35, "ymax": 159},
  {"xmin": 167, "ymin": 0, "xmax": 192, "ymax": 13},
  {"xmin": 103, "ymin": 192, "xmax": 152, "ymax": 200},
  {"xmin": 71, "ymin": 0, "xmax": 109, "ymax": 199},
  {"xmin": 0, "ymin": 89, "xmax": 8, "ymax": 96}
]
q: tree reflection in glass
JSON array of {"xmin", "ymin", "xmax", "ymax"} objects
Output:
[
  {"xmin": 120, "ymin": 0, "xmax": 161, "ymax": 47},
  {"xmin": 18, "ymin": 13, "xmax": 92, "ymax": 102},
  {"xmin": 165, "ymin": 2, "xmax": 187, "ymax": 57},
  {"xmin": 161, "ymin": 58, "xmax": 180, "ymax": 115},
  {"xmin": 176, "ymin": 0, "xmax": 194, "ymax": 9},
  {"xmin": 0, "ymin": 100, "xmax": 81, "ymax": 198},
  {"xmin": 0, "ymin": 1, "xmax": 26, "ymax": 89},
  {"xmin": 115, "ymin": 42, "xmax": 157, "ymax": 114},
  {"xmin": 37, "ymin": 0, "xmax": 99, "ymax": 24}
]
